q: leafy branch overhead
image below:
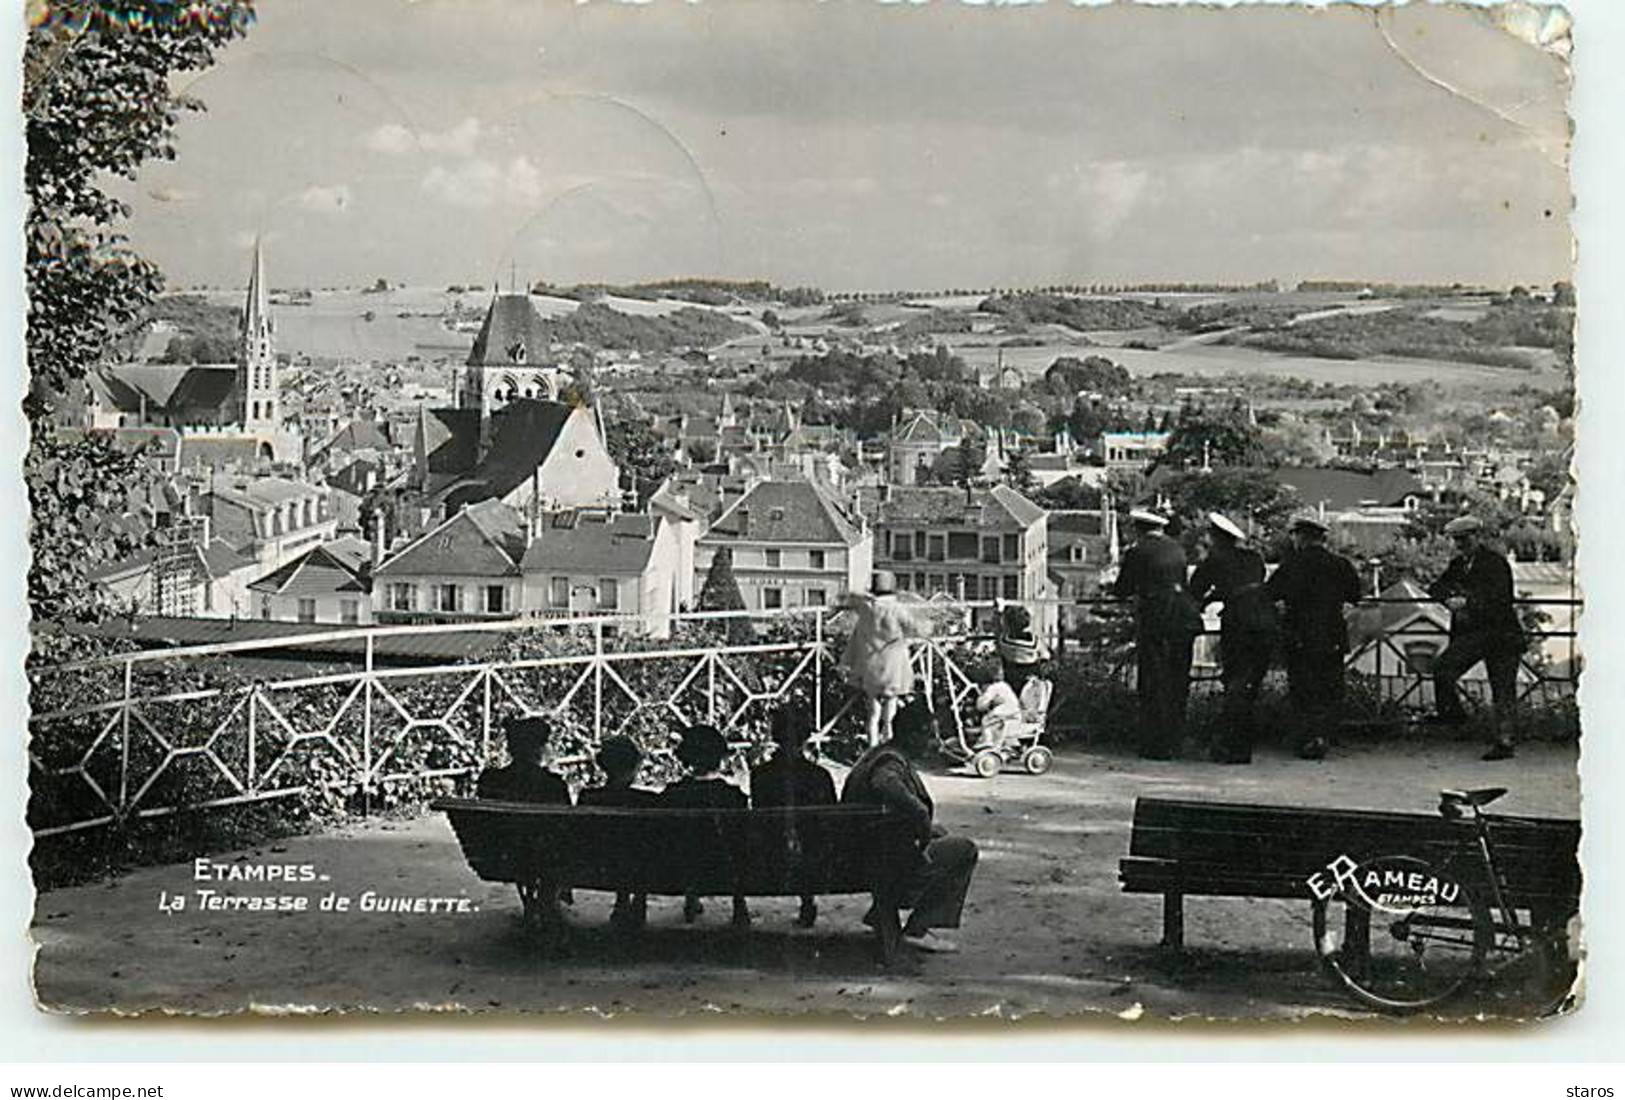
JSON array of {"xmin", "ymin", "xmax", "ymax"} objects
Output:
[{"xmin": 24, "ymin": 2, "xmax": 256, "ymax": 626}]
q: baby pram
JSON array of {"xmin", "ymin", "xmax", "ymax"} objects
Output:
[{"xmin": 937, "ymin": 674, "xmax": 1055, "ymax": 778}]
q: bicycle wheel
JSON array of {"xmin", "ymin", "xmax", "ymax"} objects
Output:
[
  {"xmin": 1475, "ymin": 917, "xmax": 1580, "ymax": 1018},
  {"xmin": 1312, "ymin": 854, "xmax": 1492, "ymax": 1012}
]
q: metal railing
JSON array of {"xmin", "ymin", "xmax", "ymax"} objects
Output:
[{"xmin": 27, "ymin": 594, "xmax": 1580, "ymax": 838}]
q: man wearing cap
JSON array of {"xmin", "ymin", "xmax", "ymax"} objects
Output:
[
  {"xmin": 842, "ymin": 701, "xmax": 979, "ymax": 954},
  {"xmin": 1428, "ymin": 514, "xmax": 1523, "ymax": 760},
  {"xmin": 476, "ymin": 715, "xmax": 572, "ymax": 804},
  {"xmin": 1264, "ymin": 511, "xmax": 1363, "ymax": 760},
  {"xmin": 750, "ymin": 707, "xmax": 838, "ymax": 928},
  {"xmin": 1189, "ymin": 512, "xmax": 1277, "ymax": 764},
  {"xmin": 662, "ymin": 723, "xmax": 750, "ymax": 927},
  {"xmin": 1112, "ymin": 509, "xmax": 1203, "ymax": 759}
]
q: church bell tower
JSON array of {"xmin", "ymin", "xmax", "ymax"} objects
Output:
[{"xmin": 237, "ymin": 237, "xmax": 279, "ymax": 433}]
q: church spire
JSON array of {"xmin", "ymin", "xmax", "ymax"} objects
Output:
[
  {"xmin": 237, "ymin": 236, "xmax": 279, "ymax": 434},
  {"xmin": 245, "ymin": 236, "xmax": 270, "ymax": 348}
]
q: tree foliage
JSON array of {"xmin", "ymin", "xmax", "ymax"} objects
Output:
[
  {"xmin": 1157, "ymin": 404, "xmax": 1274, "ymax": 470},
  {"xmin": 697, "ymin": 547, "xmax": 754, "ymax": 645},
  {"xmin": 1033, "ymin": 477, "xmax": 1103, "ymax": 512},
  {"xmin": 1155, "ymin": 468, "xmax": 1301, "ymax": 547},
  {"xmin": 1043, "ymin": 355, "xmax": 1133, "ymax": 398},
  {"xmin": 603, "ymin": 419, "xmax": 675, "ymax": 506},
  {"xmin": 25, "ymin": 2, "xmax": 257, "ymax": 627}
]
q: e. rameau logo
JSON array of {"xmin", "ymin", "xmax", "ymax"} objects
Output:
[{"xmin": 1307, "ymin": 854, "xmax": 1462, "ymax": 913}]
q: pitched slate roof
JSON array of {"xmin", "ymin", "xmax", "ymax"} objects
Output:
[
  {"xmin": 319, "ymin": 418, "xmax": 392, "ymax": 457},
  {"xmin": 438, "ymin": 399, "xmax": 576, "ymax": 510},
  {"xmin": 417, "ymin": 408, "xmax": 481, "ymax": 475},
  {"xmin": 647, "ymin": 483, "xmax": 702, "ymax": 522},
  {"xmin": 859, "ymin": 484, "xmax": 1046, "ymax": 532},
  {"xmin": 201, "ymin": 538, "xmax": 258, "ymax": 579},
  {"xmin": 519, "ymin": 512, "xmax": 659, "ymax": 575},
  {"xmin": 329, "ymin": 456, "xmax": 382, "ymax": 496},
  {"xmin": 1270, "ymin": 467, "xmax": 1425, "ymax": 511},
  {"xmin": 376, "ymin": 499, "xmax": 528, "ymax": 578},
  {"xmin": 468, "ymin": 294, "xmax": 553, "ymax": 367},
  {"xmin": 249, "ymin": 539, "xmax": 371, "ymax": 597},
  {"xmin": 97, "ymin": 364, "xmax": 237, "ymax": 413},
  {"xmin": 892, "ymin": 409, "xmax": 963, "ymax": 444},
  {"xmin": 1047, "ymin": 511, "xmax": 1106, "ymax": 563},
  {"xmin": 703, "ymin": 479, "xmax": 864, "ymax": 546},
  {"xmin": 210, "ymin": 475, "xmax": 320, "ymax": 510},
  {"xmin": 166, "ymin": 366, "xmax": 238, "ymax": 411}
]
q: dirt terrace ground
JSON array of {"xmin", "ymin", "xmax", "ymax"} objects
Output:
[{"xmin": 31, "ymin": 738, "xmax": 1581, "ymax": 1022}]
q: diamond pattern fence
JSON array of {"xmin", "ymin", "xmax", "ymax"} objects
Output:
[{"xmin": 26, "ymin": 596, "xmax": 1578, "ymax": 838}]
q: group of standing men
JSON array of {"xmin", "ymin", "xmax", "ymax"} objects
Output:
[{"xmin": 1112, "ymin": 507, "xmax": 1523, "ymax": 764}]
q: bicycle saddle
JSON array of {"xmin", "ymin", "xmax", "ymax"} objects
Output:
[{"xmin": 1440, "ymin": 787, "xmax": 1508, "ymax": 808}]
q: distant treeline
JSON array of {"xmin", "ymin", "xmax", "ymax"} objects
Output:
[
  {"xmin": 1227, "ymin": 300, "xmax": 1573, "ymax": 369},
  {"xmin": 977, "ymin": 293, "xmax": 1170, "ymax": 332},
  {"xmin": 149, "ymin": 294, "xmax": 241, "ymax": 363},
  {"xmin": 1293, "ymin": 280, "xmax": 1516, "ymax": 298},
  {"xmin": 531, "ymin": 279, "xmax": 826, "ymax": 308},
  {"xmin": 539, "ymin": 302, "xmax": 752, "ymax": 353}
]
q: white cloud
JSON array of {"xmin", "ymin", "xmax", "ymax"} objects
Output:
[
  {"xmin": 296, "ymin": 183, "xmax": 352, "ymax": 215},
  {"xmin": 364, "ymin": 117, "xmax": 483, "ymax": 157},
  {"xmin": 420, "ymin": 118, "xmax": 482, "ymax": 156},
  {"xmin": 422, "ymin": 156, "xmax": 543, "ymax": 209},
  {"xmin": 1085, "ymin": 161, "xmax": 1150, "ymax": 240},
  {"xmin": 365, "ymin": 123, "xmax": 415, "ymax": 155}
]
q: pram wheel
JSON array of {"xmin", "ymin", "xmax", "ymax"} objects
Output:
[
  {"xmin": 1022, "ymin": 746, "xmax": 1053, "ymax": 775},
  {"xmin": 971, "ymin": 749, "xmax": 1002, "ymax": 779}
]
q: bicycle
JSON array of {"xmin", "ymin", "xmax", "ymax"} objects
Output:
[{"xmin": 1307, "ymin": 786, "xmax": 1579, "ymax": 1015}]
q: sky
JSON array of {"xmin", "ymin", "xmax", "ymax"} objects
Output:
[{"xmin": 119, "ymin": 0, "xmax": 1574, "ymax": 293}]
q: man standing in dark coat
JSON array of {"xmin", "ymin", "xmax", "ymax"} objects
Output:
[
  {"xmin": 1112, "ymin": 509, "xmax": 1202, "ymax": 760},
  {"xmin": 1265, "ymin": 511, "xmax": 1363, "ymax": 761},
  {"xmin": 1428, "ymin": 514, "xmax": 1523, "ymax": 760},
  {"xmin": 1189, "ymin": 512, "xmax": 1277, "ymax": 764}
]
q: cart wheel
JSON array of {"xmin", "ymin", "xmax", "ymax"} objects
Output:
[
  {"xmin": 972, "ymin": 749, "xmax": 1002, "ymax": 778},
  {"xmin": 1023, "ymin": 746, "xmax": 1053, "ymax": 775}
]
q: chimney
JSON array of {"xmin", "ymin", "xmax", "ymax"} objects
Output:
[
  {"xmin": 737, "ymin": 506, "xmax": 750, "ymax": 536},
  {"xmin": 372, "ymin": 517, "xmax": 386, "ymax": 568}
]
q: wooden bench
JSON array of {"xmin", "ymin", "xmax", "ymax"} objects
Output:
[
  {"xmin": 434, "ymin": 798, "xmax": 921, "ymax": 961},
  {"xmin": 1119, "ymin": 796, "xmax": 1580, "ymax": 951}
]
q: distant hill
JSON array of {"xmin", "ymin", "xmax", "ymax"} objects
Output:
[
  {"xmin": 540, "ymin": 302, "xmax": 752, "ymax": 352},
  {"xmin": 147, "ymin": 295, "xmax": 240, "ymax": 363},
  {"xmin": 1230, "ymin": 301, "xmax": 1573, "ymax": 369},
  {"xmin": 535, "ymin": 278, "xmax": 824, "ymax": 308},
  {"xmin": 977, "ymin": 293, "xmax": 1172, "ymax": 332}
]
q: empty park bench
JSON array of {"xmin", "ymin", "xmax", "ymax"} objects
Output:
[
  {"xmin": 1117, "ymin": 796, "xmax": 1580, "ymax": 951},
  {"xmin": 434, "ymin": 798, "xmax": 921, "ymax": 961}
]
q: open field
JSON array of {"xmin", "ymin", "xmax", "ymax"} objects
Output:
[{"xmin": 161, "ymin": 285, "xmax": 1567, "ymax": 399}]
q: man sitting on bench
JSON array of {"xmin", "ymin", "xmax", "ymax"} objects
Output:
[
  {"xmin": 477, "ymin": 715, "xmax": 570, "ymax": 805},
  {"xmin": 579, "ymin": 735, "xmax": 659, "ymax": 930},
  {"xmin": 842, "ymin": 701, "xmax": 979, "ymax": 954},
  {"xmin": 750, "ymin": 707, "xmax": 838, "ymax": 928},
  {"xmin": 661, "ymin": 723, "xmax": 750, "ymax": 928}
]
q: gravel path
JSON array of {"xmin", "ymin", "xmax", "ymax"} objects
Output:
[{"xmin": 31, "ymin": 738, "xmax": 1581, "ymax": 1021}]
